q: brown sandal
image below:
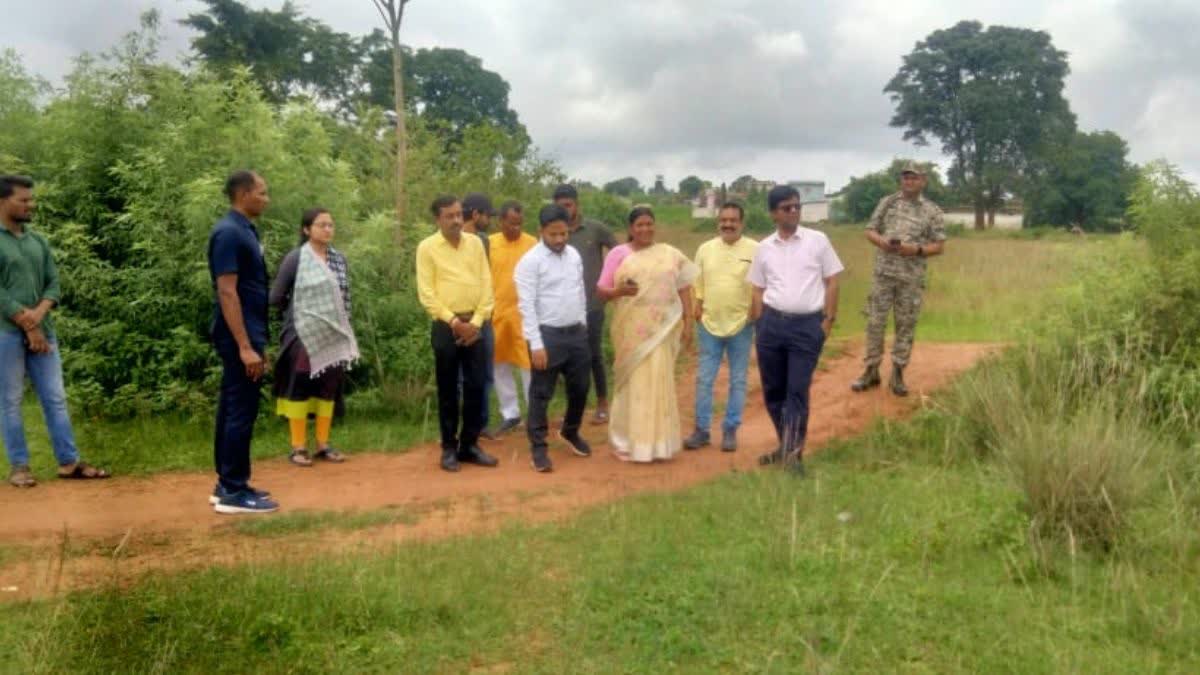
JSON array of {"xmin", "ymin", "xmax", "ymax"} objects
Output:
[
  {"xmin": 314, "ymin": 447, "xmax": 346, "ymax": 463},
  {"xmin": 9, "ymin": 466, "xmax": 36, "ymax": 488},
  {"xmin": 57, "ymin": 462, "xmax": 110, "ymax": 480},
  {"xmin": 289, "ymin": 449, "xmax": 313, "ymax": 467}
]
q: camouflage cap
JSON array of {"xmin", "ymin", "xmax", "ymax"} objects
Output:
[{"xmin": 899, "ymin": 161, "xmax": 927, "ymax": 176}]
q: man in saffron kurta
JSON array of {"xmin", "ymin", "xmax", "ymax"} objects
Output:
[{"xmin": 488, "ymin": 201, "xmax": 538, "ymax": 432}]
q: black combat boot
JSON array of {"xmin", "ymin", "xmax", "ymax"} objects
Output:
[
  {"xmin": 890, "ymin": 365, "xmax": 908, "ymax": 397},
  {"xmin": 850, "ymin": 365, "xmax": 881, "ymax": 392}
]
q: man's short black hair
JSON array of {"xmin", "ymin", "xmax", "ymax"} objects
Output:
[
  {"xmin": 719, "ymin": 201, "xmax": 745, "ymax": 220},
  {"xmin": 539, "ymin": 203, "xmax": 570, "ymax": 228},
  {"xmin": 499, "ymin": 200, "xmax": 523, "ymax": 218},
  {"xmin": 0, "ymin": 175, "xmax": 34, "ymax": 200},
  {"xmin": 224, "ymin": 170, "xmax": 258, "ymax": 202},
  {"xmin": 767, "ymin": 185, "xmax": 800, "ymax": 211},
  {"xmin": 430, "ymin": 194, "xmax": 459, "ymax": 218},
  {"xmin": 552, "ymin": 184, "xmax": 578, "ymax": 201}
]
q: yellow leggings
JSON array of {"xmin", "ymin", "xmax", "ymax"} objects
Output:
[{"xmin": 277, "ymin": 398, "xmax": 335, "ymax": 449}]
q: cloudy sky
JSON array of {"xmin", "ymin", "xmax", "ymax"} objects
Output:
[{"xmin": 4, "ymin": 0, "xmax": 1199, "ymax": 192}]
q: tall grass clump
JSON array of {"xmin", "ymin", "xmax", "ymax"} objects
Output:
[{"xmin": 935, "ymin": 161, "xmax": 1200, "ymax": 553}]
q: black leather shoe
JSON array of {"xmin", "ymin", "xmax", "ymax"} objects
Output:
[
  {"xmin": 785, "ymin": 450, "xmax": 806, "ymax": 477},
  {"xmin": 531, "ymin": 451, "xmax": 553, "ymax": 473},
  {"xmin": 758, "ymin": 447, "xmax": 787, "ymax": 466},
  {"xmin": 850, "ymin": 365, "xmax": 881, "ymax": 392},
  {"xmin": 458, "ymin": 445, "xmax": 499, "ymax": 467},
  {"xmin": 562, "ymin": 434, "xmax": 592, "ymax": 457},
  {"xmin": 720, "ymin": 429, "xmax": 737, "ymax": 452},
  {"xmin": 440, "ymin": 448, "xmax": 461, "ymax": 473},
  {"xmin": 497, "ymin": 417, "xmax": 522, "ymax": 434},
  {"xmin": 890, "ymin": 365, "xmax": 909, "ymax": 397},
  {"xmin": 683, "ymin": 429, "xmax": 710, "ymax": 450}
]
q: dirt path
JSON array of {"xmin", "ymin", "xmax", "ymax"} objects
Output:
[{"xmin": 0, "ymin": 342, "xmax": 994, "ymax": 599}]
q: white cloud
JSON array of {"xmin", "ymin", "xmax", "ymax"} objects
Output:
[{"xmin": 2, "ymin": 0, "xmax": 1198, "ymax": 191}]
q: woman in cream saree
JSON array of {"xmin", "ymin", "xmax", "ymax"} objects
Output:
[{"xmin": 596, "ymin": 206, "xmax": 698, "ymax": 462}]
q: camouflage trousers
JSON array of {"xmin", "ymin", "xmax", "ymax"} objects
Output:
[{"xmin": 863, "ymin": 274, "xmax": 924, "ymax": 368}]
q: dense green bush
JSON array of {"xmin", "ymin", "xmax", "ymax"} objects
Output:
[{"xmin": 0, "ymin": 23, "xmax": 558, "ymax": 419}]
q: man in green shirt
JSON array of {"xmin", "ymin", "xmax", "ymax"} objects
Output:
[{"xmin": 0, "ymin": 175, "xmax": 109, "ymax": 487}]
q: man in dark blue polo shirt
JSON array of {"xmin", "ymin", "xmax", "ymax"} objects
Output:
[{"xmin": 207, "ymin": 170, "xmax": 277, "ymax": 514}]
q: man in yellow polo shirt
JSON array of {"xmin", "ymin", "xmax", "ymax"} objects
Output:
[
  {"xmin": 685, "ymin": 202, "xmax": 759, "ymax": 452},
  {"xmin": 416, "ymin": 195, "xmax": 498, "ymax": 472}
]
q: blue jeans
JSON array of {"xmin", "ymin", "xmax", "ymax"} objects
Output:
[
  {"xmin": 0, "ymin": 331, "xmax": 80, "ymax": 468},
  {"xmin": 694, "ymin": 323, "xmax": 754, "ymax": 433}
]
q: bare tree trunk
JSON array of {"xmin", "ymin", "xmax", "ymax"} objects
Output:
[
  {"xmin": 973, "ymin": 199, "xmax": 986, "ymax": 230},
  {"xmin": 390, "ymin": 26, "xmax": 407, "ymax": 244},
  {"xmin": 987, "ymin": 208, "xmax": 995, "ymax": 227},
  {"xmin": 372, "ymin": 0, "xmax": 411, "ymax": 245}
]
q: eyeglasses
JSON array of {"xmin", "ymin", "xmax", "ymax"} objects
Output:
[{"xmin": 777, "ymin": 204, "xmax": 801, "ymax": 213}]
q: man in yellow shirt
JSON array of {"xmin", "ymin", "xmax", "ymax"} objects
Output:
[
  {"xmin": 685, "ymin": 202, "xmax": 759, "ymax": 452},
  {"xmin": 488, "ymin": 201, "xmax": 538, "ymax": 433},
  {"xmin": 416, "ymin": 195, "xmax": 498, "ymax": 472}
]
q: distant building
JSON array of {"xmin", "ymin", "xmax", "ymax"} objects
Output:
[
  {"xmin": 788, "ymin": 180, "xmax": 829, "ymax": 224},
  {"xmin": 691, "ymin": 187, "xmax": 721, "ymax": 219},
  {"xmin": 748, "ymin": 179, "xmax": 777, "ymax": 193}
]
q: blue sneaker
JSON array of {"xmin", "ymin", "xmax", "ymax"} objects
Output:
[
  {"xmin": 208, "ymin": 483, "xmax": 271, "ymax": 505},
  {"xmin": 213, "ymin": 489, "xmax": 279, "ymax": 514}
]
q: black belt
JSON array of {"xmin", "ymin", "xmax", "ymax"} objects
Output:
[
  {"xmin": 764, "ymin": 306, "xmax": 823, "ymax": 320},
  {"xmin": 541, "ymin": 323, "xmax": 586, "ymax": 335}
]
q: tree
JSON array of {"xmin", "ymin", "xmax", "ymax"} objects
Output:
[
  {"xmin": 603, "ymin": 177, "xmax": 641, "ymax": 197},
  {"xmin": 181, "ymin": 0, "xmax": 361, "ymax": 105},
  {"xmin": 730, "ymin": 174, "xmax": 756, "ymax": 193},
  {"xmin": 370, "ymin": 0, "xmax": 414, "ymax": 239},
  {"xmin": 678, "ymin": 175, "xmax": 705, "ymax": 199},
  {"xmin": 885, "ymin": 21, "xmax": 1074, "ymax": 228},
  {"xmin": 1025, "ymin": 131, "xmax": 1135, "ymax": 230}
]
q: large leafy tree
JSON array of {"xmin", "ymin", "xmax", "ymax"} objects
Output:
[
  {"xmin": 885, "ymin": 21, "xmax": 1075, "ymax": 228},
  {"xmin": 359, "ymin": 36, "xmax": 526, "ymax": 141},
  {"xmin": 181, "ymin": 0, "xmax": 361, "ymax": 105},
  {"xmin": 1025, "ymin": 130, "xmax": 1135, "ymax": 230},
  {"xmin": 678, "ymin": 175, "xmax": 705, "ymax": 199},
  {"xmin": 603, "ymin": 176, "xmax": 642, "ymax": 197}
]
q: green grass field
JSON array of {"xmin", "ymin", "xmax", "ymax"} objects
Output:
[
  {"xmin": 10, "ymin": 226, "xmax": 1189, "ymax": 674},
  {"xmin": 3, "ymin": 448, "xmax": 1195, "ymax": 672}
]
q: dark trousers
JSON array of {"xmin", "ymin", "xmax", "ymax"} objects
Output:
[
  {"xmin": 585, "ymin": 308, "xmax": 608, "ymax": 401},
  {"xmin": 755, "ymin": 308, "xmax": 825, "ymax": 453},
  {"xmin": 214, "ymin": 340, "xmax": 263, "ymax": 492},
  {"xmin": 458, "ymin": 320, "xmax": 494, "ymax": 429},
  {"xmin": 433, "ymin": 321, "xmax": 487, "ymax": 451},
  {"xmin": 527, "ymin": 324, "xmax": 591, "ymax": 454}
]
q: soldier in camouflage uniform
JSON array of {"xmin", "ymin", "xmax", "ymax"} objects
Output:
[{"xmin": 850, "ymin": 162, "xmax": 946, "ymax": 396}]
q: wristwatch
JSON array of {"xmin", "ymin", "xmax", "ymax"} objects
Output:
[{"xmin": 916, "ymin": 244, "xmax": 925, "ymax": 257}]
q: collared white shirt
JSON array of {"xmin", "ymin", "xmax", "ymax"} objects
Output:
[
  {"xmin": 747, "ymin": 227, "xmax": 844, "ymax": 314},
  {"xmin": 514, "ymin": 240, "xmax": 588, "ymax": 351}
]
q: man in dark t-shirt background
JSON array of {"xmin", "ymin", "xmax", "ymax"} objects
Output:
[{"xmin": 555, "ymin": 184, "xmax": 618, "ymax": 424}]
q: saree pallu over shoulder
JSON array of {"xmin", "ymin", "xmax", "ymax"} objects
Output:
[
  {"xmin": 609, "ymin": 243, "xmax": 699, "ymax": 390},
  {"xmin": 607, "ymin": 243, "xmax": 699, "ymax": 463}
]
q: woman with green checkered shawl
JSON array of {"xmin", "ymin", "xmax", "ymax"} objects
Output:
[{"xmin": 269, "ymin": 208, "xmax": 360, "ymax": 467}]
